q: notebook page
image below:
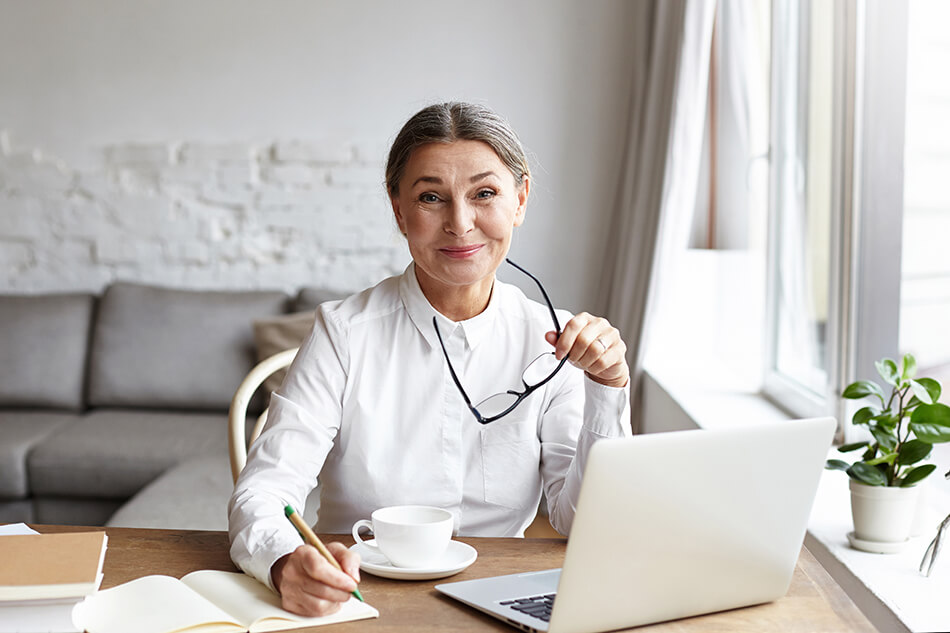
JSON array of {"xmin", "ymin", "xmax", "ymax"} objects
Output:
[
  {"xmin": 181, "ymin": 570, "xmax": 378, "ymax": 632},
  {"xmin": 0, "ymin": 523, "xmax": 40, "ymax": 536},
  {"xmin": 74, "ymin": 575, "xmax": 242, "ymax": 633},
  {"xmin": 0, "ymin": 601, "xmax": 79, "ymax": 633}
]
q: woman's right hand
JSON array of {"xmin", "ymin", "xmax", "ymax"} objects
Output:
[{"xmin": 271, "ymin": 543, "xmax": 361, "ymax": 616}]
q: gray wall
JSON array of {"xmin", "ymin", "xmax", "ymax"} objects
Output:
[
  {"xmin": 0, "ymin": 0, "xmax": 641, "ymax": 311},
  {"xmin": 640, "ymin": 372, "xmax": 700, "ymax": 434}
]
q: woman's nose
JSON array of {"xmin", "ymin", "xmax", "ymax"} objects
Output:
[{"xmin": 444, "ymin": 199, "xmax": 475, "ymax": 235}]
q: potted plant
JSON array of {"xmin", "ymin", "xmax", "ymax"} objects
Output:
[{"xmin": 826, "ymin": 353, "xmax": 950, "ymax": 552}]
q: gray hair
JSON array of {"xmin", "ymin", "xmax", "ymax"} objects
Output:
[{"xmin": 385, "ymin": 102, "xmax": 530, "ymax": 196}]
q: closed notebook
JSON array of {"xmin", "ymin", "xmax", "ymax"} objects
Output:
[
  {"xmin": 0, "ymin": 531, "xmax": 107, "ymax": 601},
  {"xmin": 73, "ymin": 570, "xmax": 379, "ymax": 633},
  {"xmin": 0, "ymin": 598, "xmax": 84, "ymax": 633}
]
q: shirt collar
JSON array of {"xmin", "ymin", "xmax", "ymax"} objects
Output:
[{"xmin": 399, "ymin": 263, "xmax": 501, "ymax": 351}]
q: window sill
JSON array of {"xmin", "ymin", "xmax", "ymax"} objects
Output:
[{"xmin": 643, "ymin": 361, "xmax": 950, "ymax": 633}]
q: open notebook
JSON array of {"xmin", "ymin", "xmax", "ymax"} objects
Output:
[{"xmin": 74, "ymin": 570, "xmax": 378, "ymax": 633}]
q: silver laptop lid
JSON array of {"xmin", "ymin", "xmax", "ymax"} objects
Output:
[{"xmin": 548, "ymin": 417, "xmax": 835, "ymax": 633}]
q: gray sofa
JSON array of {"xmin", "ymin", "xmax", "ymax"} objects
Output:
[{"xmin": 0, "ymin": 281, "xmax": 342, "ymax": 530}]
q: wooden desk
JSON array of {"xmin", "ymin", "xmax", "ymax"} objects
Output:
[{"xmin": 39, "ymin": 526, "xmax": 876, "ymax": 632}]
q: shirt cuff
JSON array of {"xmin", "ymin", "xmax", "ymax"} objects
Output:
[
  {"xmin": 582, "ymin": 374, "xmax": 632, "ymax": 437},
  {"xmin": 245, "ymin": 530, "xmax": 304, "ymax": 593}
]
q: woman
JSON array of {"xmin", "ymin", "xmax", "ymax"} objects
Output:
[{"xmin": 228, "ymin": 102, "xmax": 631, "ymax": 616}]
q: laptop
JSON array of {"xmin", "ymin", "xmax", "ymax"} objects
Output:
[{"xmin": 435, "ymin": 417, "xmax": 836, "ymax": 633}]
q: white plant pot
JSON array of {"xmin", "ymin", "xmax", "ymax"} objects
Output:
[{"xmin": 849, "ymin": 479, "xmax": 919, "ymax": 548}]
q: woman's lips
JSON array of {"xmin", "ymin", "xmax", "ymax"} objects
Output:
[{"xmin": 439, "ymin": 244, "xmax": 483, "ymax": 259}]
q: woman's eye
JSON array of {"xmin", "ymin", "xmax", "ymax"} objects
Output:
[
  {"xmin": 419, "ymin": 193, "xmax": 440, "ymax": 203},
  {"xmin": 475, "ymin": 189, "xmax": 496, "ymax": 199}
]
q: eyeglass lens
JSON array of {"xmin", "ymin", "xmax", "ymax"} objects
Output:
[{"xmin": 474, "ymin": 351, "xmax": 561, "ymax": 417}]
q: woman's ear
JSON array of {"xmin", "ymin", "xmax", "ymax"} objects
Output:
[
  {"xmin": 513, "ymin": 176, "xmax": 530, "ymax": 227},
  {"xmin": 391, "ymin": 194, "xmax": 407, "ymax": 235}
]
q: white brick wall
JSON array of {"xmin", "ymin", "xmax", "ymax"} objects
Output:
[{"xmin": 0, "ymin": 132, "xmax": 408, "ymax": 294}]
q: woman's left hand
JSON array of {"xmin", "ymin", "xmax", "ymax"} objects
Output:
[{"xmin": 545, "ymin": 312, "xmax": 629, "ymax": 388}]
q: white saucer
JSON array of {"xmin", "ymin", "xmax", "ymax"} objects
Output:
[
  {"xmin": 349, "ymin": 539, "xmax": 477, "ymax": 580},
  {"xmin": 847, "ymin": 531, "xmax": 910, "ymax": 554}
]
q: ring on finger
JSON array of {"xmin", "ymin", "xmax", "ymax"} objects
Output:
[{"xmin": 595, "ymin": 337, "xmax": 608, "ymax": 353}]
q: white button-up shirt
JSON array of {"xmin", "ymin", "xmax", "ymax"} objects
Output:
[{"xmin": 228, "ymin": 264, "xmax": 631, "ymax": 588}]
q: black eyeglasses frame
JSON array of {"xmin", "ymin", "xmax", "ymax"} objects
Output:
[{"xmin": 432, "ymin": 258, "xmax": 568, "ymax": 425}]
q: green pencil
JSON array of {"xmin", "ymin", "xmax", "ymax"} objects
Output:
[{"xmin": 284, "ymin": 505, "xmax": 365, "ymax": 602}]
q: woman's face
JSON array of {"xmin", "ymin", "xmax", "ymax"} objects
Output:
[{"xmin": 391, "ymin": 140, "xmax": 528, "ymax": 304}]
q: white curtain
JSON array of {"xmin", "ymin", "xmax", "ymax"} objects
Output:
[{"xmin": 600, "ymin": 0, "xmax": 716, "ymax": 432}]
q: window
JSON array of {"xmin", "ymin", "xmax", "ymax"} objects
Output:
[
  {"xmin": 901, "ymin": 0, "xmax": 950, "ymax": 393},
  {"xmin": 646, "ymin": 0, "xmax": 943, "ymax": 438},
  {"xmin": 764, "ymin": 0, "xmax": 835, "ymax": 417},
  {"xmin": 764, "ymin": 0, "xmax": 913, "ymax": 433}
]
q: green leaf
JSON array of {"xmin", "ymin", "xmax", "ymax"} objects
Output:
[
  {"xmin": 866, "ymin": 453, "xmax": 897, "ymax": 466},
  {"xmin": 876, "ymin": 359, "xmax": 900, "ymax": 386},
  {"xmin": 910, "ymin": 403, "xmax": 950, "ymax": 443},
  {"xmin": 838, "ymin": 441, "xmax": 869, "ymax": 453},
  {"xmin": 909, "ymin": 379, "xmax": 934, "ymax": 405},
  {"xmin": 916, "ymin": 377, "xmax": 942, "ymax": 403},
  {"xmin": 872, "ymin": 413, "xmax": 898, "ymax": 430},
  {"xmin": 848, "ymin": 462, "xmax": 888, "ymax": 486},
  {"xmin": 897, "ymin": 439, "xmax": 932, "ymax": 465},
  {"xmin": 902, "ymin": 353, "xmax": 918, "ymax": 380},
  {"xmin": 871, "ymin": 427, "xmax": 898, "ymax": 452},
  {"xmin": 908, "ymin": 378, "xmax": 943, "ymax": 409},
  {"xmin": 901, "ymin": 464, "xmax": 937, "ymax": 487},
  {"xmin": 851, "ymin": 406, "xmax": 880, "ymax": 426},
  {"xmin": 826, "ymin": 459, "xmax": 851, "ymax": 471},
  {"xmin": 842, "ymin": 380, "xmax": 886, "ymax": 403},
  {"xmin": 878, "ymin": 419, "xmax": 900, "ymax": 432}
]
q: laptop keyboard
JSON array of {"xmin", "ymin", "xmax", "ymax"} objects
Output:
[{"xmin": 500, "ymin": 593, "xmax": 557, "ymax": 622}]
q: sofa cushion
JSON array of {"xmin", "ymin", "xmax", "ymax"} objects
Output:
[
  {"xmin": 28, "ymin": 409, "xmax": 224, "ymax": 498},
  {"xmin": 108, "ymin": 456, "xmax": 320, "ymax": 531},
  {"xmin": 107, "ymin": 456, "xmax": 233, "ymax": 530},
  {"xmin": 0, "ymin": 500, "xmax": 33, "ymax": 524},
  {"xmin": 293, "ymin": 287, "xmax": 348, "ymax": 314},
  {"xmin": 0, "ymin": 412, "xmax": 78, "ymax": 499},
  {"xmin": 88, "ymin": 282, "xmax": 289, "ymax": 409},
  {"xmin": 32, "ymin": 497, "xmax": 124, "ymax": 527},
  {"xmin": 0, "ymin": 293, "xmax": 95, "ymax": 410},
  {"xmin": 255, "ymin": 286, "xmax": 344, "ymax": 399},
  {"xmin": 252, "ymin": 311, "xmax": 314, "ymax": 395}
]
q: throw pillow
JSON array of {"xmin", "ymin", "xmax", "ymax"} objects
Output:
[{"xmin": 252, "ymin": 311, "xmax": 315, "ymax": 396}]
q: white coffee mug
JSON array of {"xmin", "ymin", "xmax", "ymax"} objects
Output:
[{"xmin": 351, "ymin": 505, "xmax": 454, "ymax": 568}]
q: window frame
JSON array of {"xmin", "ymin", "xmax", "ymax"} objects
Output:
[
  {"xmin": 763, "ymin": 0, "xmax": 827, "ymax": 419},
  {"xmin": 762, "ymin": 0, "xmax": 909, "ymax": 437}
]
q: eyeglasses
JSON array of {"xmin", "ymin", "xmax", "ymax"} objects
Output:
[
  {"xmin": 920, "ymin": 469, "xmax": 950, "ymax": 577},
  {"xmin": 921, "ymin": 513, "xmax": 950, "ymax": 577},
  {"xmin": 432, "ymin": 258, "xmax": 568, "ymax": 425}
]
